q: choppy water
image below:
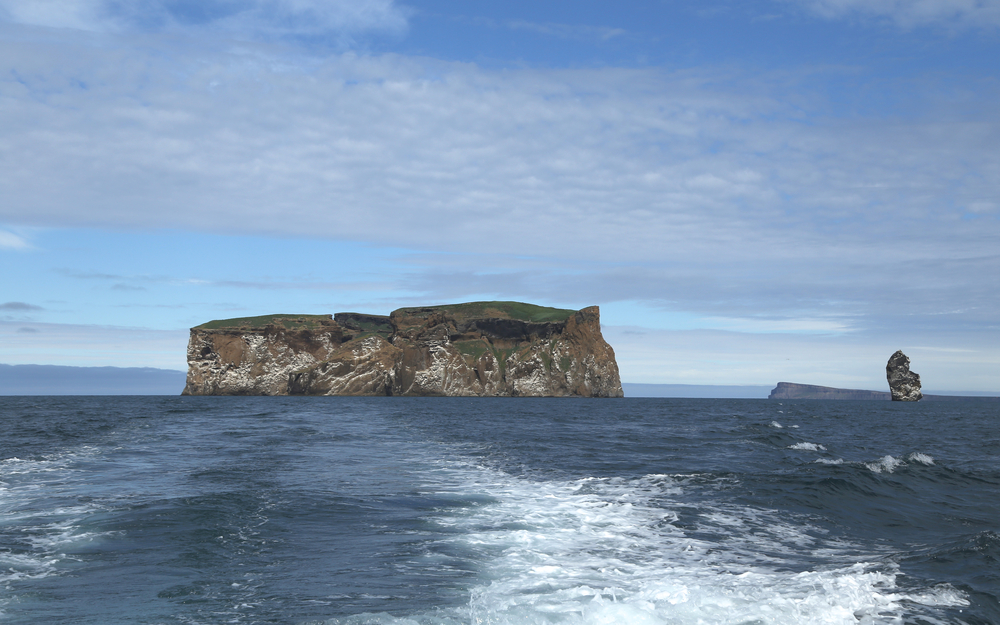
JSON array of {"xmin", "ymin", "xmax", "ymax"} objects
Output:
[{"xmin": 0, "ymin": 396, "xmax": 997, "ymax": 624}]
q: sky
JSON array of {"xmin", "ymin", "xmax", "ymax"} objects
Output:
[{"xmin": 1, "ymin": 0, "xmax": 998, "ymax": 392}]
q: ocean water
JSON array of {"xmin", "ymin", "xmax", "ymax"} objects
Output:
[{"xmin": 1, "ymin": 397, "xmax": 998, "ymax": 625}]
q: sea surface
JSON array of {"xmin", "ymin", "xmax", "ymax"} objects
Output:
[{"xmin": 1, "ymin": 397, "xmax": 998, "ymax": 625}]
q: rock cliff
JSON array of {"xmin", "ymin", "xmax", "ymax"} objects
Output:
[
  {"xmin": 886, "ymin": 350, "xmax": 922, "ymax": 401},
  {"xmin": 182, "ymin": 314, "xmax": 344, "ymax": 396},
  {"xmin": 182, "ymin": 302, "xmax": 623, "ymax": 397}
]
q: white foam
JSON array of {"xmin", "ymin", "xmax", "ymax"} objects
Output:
[
  {"xmin": 863, "ymin": 453, "xmax": 935, "ymax": 474},
  {"xmin": 907, "ymin": 453, "xmax": 935, "ymax": 465},
  {"xmin": 0, "ymin": 450, "xmax": 110, "ymax": 594},
  {"xmin": 770, "ymin": 421, "xmax": 783, "ymax": 428},
  {"xmin": 788, "ymin": 442, "xmax": 826, "ymax": 451},
  {"xmin": 787, "ymin": 450, "xmax": 941, "ymax": 475},
  {"xmin": 865, "ymin": 455, "xmax": 905, "ymax": 474},
  {"xmin": 397, "ymin": 462, "xmax": 967, "ymax": 625}
]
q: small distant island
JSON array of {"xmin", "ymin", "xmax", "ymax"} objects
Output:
[
  {"xmin": 768, "ymin": 382, "xmax": 891, "ymax": 400},
  {"xmin": 182, "ymin": 301, "xmax": 624, "ymax": 397}
]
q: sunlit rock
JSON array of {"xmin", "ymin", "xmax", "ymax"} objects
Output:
[{"xmin": 886, "ymin": 350, "xmax": 922, "ymax": 402}]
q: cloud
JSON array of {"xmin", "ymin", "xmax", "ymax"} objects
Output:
[
  {"xmin": 0, "ymin": 302, "xmax": 43, "ymax": 311},
  {"xmin": 0, "ymin": 230, "xmax": 30, "ymax": 250},
  {"xmin": 16, "ymin": 326, "xmax": 39, "ymax": 333},
  {"xmin": 968, "ymin": 200, "xmax": 998, "ymax": 214},
  {"xmin": 506, "ymin": 19, "xmax": 627, "ymax": 42},
  {"xmin": 7, "ymin": 42, "xmax": 994, "ymax": 265},
  {"xmin": 58, "ymin": 269, "xmax": 131, "ymax": 281},
  {"xmin": 0, "ymin": 0, "xmax": 109, "ymax": 32},
  {"xmin": 1, "ymin": 35, "xmax": 998, "ymax": 341},
  {"xmin": 0, "ymin": 0, "xmax": 409, "ymax": 41},
  {"xmin": 786, "ymin": 0, "xmax": 1000, "ymax": 28},
  {"xmin": 58, "ymin": 268, "xmax": 394, "ymax": 293}
]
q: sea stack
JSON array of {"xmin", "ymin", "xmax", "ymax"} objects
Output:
[{"xmin": 886, "ymin": 350, "xmax": 922, "ymax": 401}]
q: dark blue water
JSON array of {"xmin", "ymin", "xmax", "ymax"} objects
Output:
[{"xmin": 1, "ymin": 397, "xmax": 997, "ymax": 624}]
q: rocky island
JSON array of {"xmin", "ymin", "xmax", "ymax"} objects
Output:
[
  {"xmin": 886, "ymin": 349, "xmax": 922, "ymax": 401},
  {"xmin": 182, "ymin": 302, "xmax": 623, "ymax": 397}
]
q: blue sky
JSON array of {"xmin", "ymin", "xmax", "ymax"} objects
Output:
[{"xmin": 2, "ymin": 0, "xmax": 998, "ymax": 391}]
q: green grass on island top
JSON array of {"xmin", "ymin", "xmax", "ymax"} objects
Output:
[
  {"xmin": 196, "ymin": 302, "xmax": 578, "ymax": 330},
  {"xmin": 397, "ymin": 301, "xmax": 577, "ymax": 323},
  {"xmin": 194, "ymin": 314, "xmax": 333, "ymax": 330}
]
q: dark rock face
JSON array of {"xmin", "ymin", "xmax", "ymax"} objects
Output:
[
  {"xmin": 333, "ymin": 313, "xmax": 393, "ymax": 338},
  {"xmin": 183, "ymin": 303, "xmax": 624, "ymax": 398},
  {"xmin": 886, "ymin": 350, "xmax": 922, "ymax": 401}
]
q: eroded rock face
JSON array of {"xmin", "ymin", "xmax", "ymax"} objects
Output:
[
  {"xmin": 183, "ymin": 303, "xmax": 624, "ymax": 397},
  {"xmin": 886, "ymin": 350, "xmax": 922, "ymax": 402},
  {"xmin": 182, "ymin": 318, "xmax": 343, "ymax": 396},
  {"xmin": 287, "ymin": 335, "xmax": 400, "ymax": 396}
]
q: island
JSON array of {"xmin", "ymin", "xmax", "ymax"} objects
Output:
[
  {"xmin": 768, "ymin": 382, "xmax": 890, "ymax": 400},
  {"xmin": 181, "ymin": 302, "xmax": 624, "ymax": 397},
  {"xmin": 886, "ymin": 349, "xmax": 922, "ymax": 401}
]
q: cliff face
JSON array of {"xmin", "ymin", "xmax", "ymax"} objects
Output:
[
  {"xmin": 183, "ymin": 303, "xmax": 623, "ymax": 398},
  {"xmin": 182, "ymin": 315, "xmax": 343, "ymax": 396}
]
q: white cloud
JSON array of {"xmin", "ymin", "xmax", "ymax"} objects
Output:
[
  {"xmin": 4, "ymin": 41, "xmax": 993, "ymax": 265},
  {"xmin": 698, "ymin": 316, "xmax": 854, "ymax": 334},
  {"xmin": 0, "ymin": 0, "xmax": 409, "ymax": 39},
  {"xmin": 969, "ymin": 200, "xmax": 998, "ymax": 213},
  {"xmin": 506, "ymin": 19, "xmax": 627, "ymax": 42},
  {"xmin": 0, "ymin": 0, "xmax": 111, "ymax": 31},
  {"xmin": 788, "ymin": 0, "xmax": 1000, "ymax": 28},
  {"xmin": 0, "ymin": 229, "xmax": 31, "ymax": 250},
  {"xmin": 0, "ymin": 33, "xmax": 998, "ymax": 339}
]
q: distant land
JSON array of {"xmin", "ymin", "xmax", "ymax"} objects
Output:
[
  {"xmin": 0, "ymin": 364, "xmax": 186, "ymax": 395},
  {"xmin": 768, "ymin": 382, "xmax": 999, "ymax": 401}
]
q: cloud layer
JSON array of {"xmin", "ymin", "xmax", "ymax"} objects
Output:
[
  {"xmin": 2, "ymin": 33, "xmax": 997, "ymax": 334},
  {"xmin": 789, "ymin": 0, "xmax": 1000, "ymax": 28},
  {"xmin": 0, "ymin": 0, "xmax": 408, "ymax": 40}
]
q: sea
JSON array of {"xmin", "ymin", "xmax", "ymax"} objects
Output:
[{"xmin": 0, "ymin": 396, "xmax": 997, "ymax": 625}]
